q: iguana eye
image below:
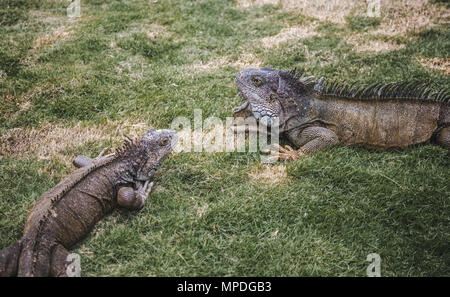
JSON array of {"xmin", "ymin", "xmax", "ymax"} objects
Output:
[
  {"xmin": 160, "ymin": 137, "xmax": 170, "ymax": 146},
  {"xmin": 269, "ymin": 94, "xmax": 277, "ymax": 102},
  {"xmin": 251, "ymin": 76, "xmax": 264, "ymax": 86}
]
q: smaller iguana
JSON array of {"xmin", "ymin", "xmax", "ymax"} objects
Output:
[
  {"xmin": 0, "ymin": 129, "xmax": 177, "ymax": 277},
  {"xmin": 234, "ymin": 67, "xmax": 450, "ymax": 160}
]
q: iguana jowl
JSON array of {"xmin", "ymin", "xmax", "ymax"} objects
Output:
[
  {"xmin": 0, "ymin": 129, "xmax": 177, "ymax": 277},
  {"xmin": 234, "ymin": 68, "xmax": 450, "ymax": 160}
]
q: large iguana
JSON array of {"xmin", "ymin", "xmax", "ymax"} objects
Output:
[
  {"xmin": 0, "ymin": 129, "xmax": 177, "ymax": 277},
  {"xmin": 234, "ymin": 67, "xmax": 450, "ymax": 160}
]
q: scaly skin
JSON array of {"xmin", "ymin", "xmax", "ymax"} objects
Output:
[
  {"xmin": 0, "ymin": 129, "xmax": 177, "ymax": 277},
  {"xmin": 234, "ymin": 68, "xmax": 450, "ymax": 161}
]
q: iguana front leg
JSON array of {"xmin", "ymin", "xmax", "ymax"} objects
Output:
[
  {"xmin": 270, "ymin": 127, "xmax": 339, "ymax": 161},
  {"xmin": 117, "ymin": 180, "xmax": 154, "ymax": 210},
  {"xmin": 73, "ymin": 147, "xmax": 110, "ymax": 168}
]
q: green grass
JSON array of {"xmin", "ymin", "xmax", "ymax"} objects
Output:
[
  {"xmin": 0, "ymin": 0, "xmax": 449, "ymax": 276},
  {"xmin": 346, "ymin": 16, "xmax": 381, "ymax": 32}
]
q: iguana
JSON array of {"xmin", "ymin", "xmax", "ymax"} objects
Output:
[
  {"xmin": 234, "ymin": 67, "xmax": 450, "ymax": 160},
  {"xmin": 0, "ymin": 129, "xmax": 177, "ymax": 277}
]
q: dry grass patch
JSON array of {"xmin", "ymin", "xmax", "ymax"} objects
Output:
[
  {"xmin": 280, "ymin": 0, "xmax": 365, "ymax": 24},
  {"xmin": 196, "ymin": 203, "xmax": 209, "ymax": 218},
  {"xmin": 418, "ymin": 57, "xmax": 450, "ymax": 75},
  {"xmin": 116, "ymin": 23, "xmax": 170, "ymax": 39},
  {"xmin": 29, "ymin": 7, "xmax": 82, "ymax": 50},
  {"xmin": 115, "ymin": 54, "xmax": 149, "ymax": 82},
  {"xmin": 373, "ymin": 0, "xmax": 449, "ymax": 36},
  {"xmin": 146, "ymin": 23, "xmax": 170, "ymax": 39},
  {"xmin": 32, "ymin": 25, "xmax": 75, "ymax": 50},
  {"xmin": 233, "ymin": 52, "xmax": 263, "ymax": 69},
  {"xmin": 248, "ymin": 164, "xmax": 288, "ymax": 186},
  {"xmin": 29, "ymin": 9, "xmax": 67, "ymax": 25},
  {"xmin": 239, "ymin": 0, "xmax": 448, "ymax": 36},
  {"xmin": 347, "ymin": 35, "xmax": 404, "ymax": 53},
  {"xmin": 237, "ymin": 0, "xmax": 279, "ymax": 8},
  {"xmin": 237, "ymin": 0, "xmax": 366, "ymax": 24},
  {"xmin": 4, "ymin": 84, "xmax": 58, "ymax": 121},
  {"xmin": 190, "ymin": 53, "xmax": 262, "ymax": 73},
  {"xmin": 0, "ymin": 120, "xmax": 151, "ymax": 165},
  {"xmin": 260, "ymin": 24, "xmax": 319, "ymax": 48},
  {"xmin": 191, "ymin": 57, "xmax": 230, "ymax": 73}
]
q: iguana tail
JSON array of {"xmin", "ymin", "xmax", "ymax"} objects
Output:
[
  {"xmin": 0, "ymin": 238, "xmax": 44, "ymax": 277},
  {"xmin": 15, "ymin": 237, "xmax": 53, "ymax": 277},
  {"xmin": 1, "ymin": 237, "xmax": 72, "ymax": 277},
  {"xmin": 0, "ymin": 240, "xmax": 22, "ymax": 277}
]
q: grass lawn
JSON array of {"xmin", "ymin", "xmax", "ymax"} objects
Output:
[{"xmin": 0, "ymin": 0, "xmax": 449, "ymax": 276}]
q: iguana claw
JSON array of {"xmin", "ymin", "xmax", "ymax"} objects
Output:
[
  {"xmin": 268, "ymin": 144, "xmax": 304, "ymax": 161},
  {"xmin": 136, "ymin": 180, "xmax": 154, "ymax": 201},
  {"xmin": 97, "ymin": 147, "xmax": 110, "ymax": 159}
]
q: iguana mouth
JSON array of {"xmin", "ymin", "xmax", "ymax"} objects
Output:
[{"xmin": 233, "ymin": 100, "xmax": 251, "ymax": 118}]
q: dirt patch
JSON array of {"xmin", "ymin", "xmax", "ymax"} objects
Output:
[
  {"xmin": 248, "ymin": 164, "xmax": 288, "ymax": 186},
  {"xmin": 418, "ymin": 57, "xmax": 450, "ymax": 75},
  {"xmin": 260, "ymin": 24, "xmax": 319, "ymax": 48},
  {"xmin": 0, "ymin": 120, "xmax": 151, "ymax": 165}
]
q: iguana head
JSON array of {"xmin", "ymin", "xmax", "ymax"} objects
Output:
[
  {"xmin": 234, "ymin": 67, "xmax": 314, "ymax": 131},
  {"xmin": 117, "ymin": 129, "xmax": 177, "ymax": 182}
]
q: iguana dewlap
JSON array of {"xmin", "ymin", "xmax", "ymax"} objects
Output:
[{"xmin": 0, "ymin": 129, "xmax": 177, "ymax": 277}]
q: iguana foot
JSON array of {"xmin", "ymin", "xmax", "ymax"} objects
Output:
[
  {"xmin": 96, "ymin": 147, "xmax": 110, "ymax": 159},
  {"xmin": 117, "ymin": 180, "xmax": 154, "ymax": 210},
  {"xmin": 268, "ymin": 144, "xmax": 304, "ymax": 162},
  {"xmin": 73, "ymin": 147, "xmax": 111, "ymax": 168},
  {"xmin": 136, "ymin": 180, "xmax": 154, "ymax": 202}
]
